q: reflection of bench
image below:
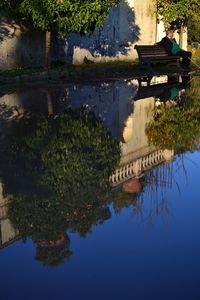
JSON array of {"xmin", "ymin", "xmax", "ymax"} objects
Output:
[
  {"xmin": 134, "ymin": 82, "xmax": 181, "ymax": 101},
  {"xmin": 134, "ymin": 45, "xmax": 180, "ymax": 72},
  {"xmin": 134, "ymin": 78, "xmax": 190, "ymax": 104}
]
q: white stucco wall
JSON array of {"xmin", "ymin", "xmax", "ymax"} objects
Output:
[
  {"xmin": 134, "ymin": 0, "xmax": 157, "ymax": 45},
  {"xmin": 68, "ymin": 0, "xmax": 157, "ymax": 64},
  {"xmin": 0, "ymin": 2, "xmax": 189, "ymax": 69},
  {"xmin": 0, "ymin": 1, "xmax": 157, "ymax": 68}
]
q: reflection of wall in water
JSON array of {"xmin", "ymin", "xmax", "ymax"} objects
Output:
[
  {"xmin": 0, "ymin": 79, "xmax": 174, "ymax": 175},
  {"xmin": 110, "ymin": 86, "xmax": 175, "ymax": 186},
  {"xmin": 0, "ymin": 182, "xmax": 18, "ymax": 248},
  {"xmin": 0, "ymin": 89, "xmax": 51, "ymax": 116},
  {"xmin": 0, "ymin": 80, "xmax": 139, "ymax": 140},
  {"xmin": 110, "ymin": 95, "xmax": 175, "ymax": 187},
  {"xmin": 55, "ymin": 80, "xmax": 138, "ymax": 139},
  {"xmin": 121, "ymin": 96, "xmax": 156, "ymax": 166}
]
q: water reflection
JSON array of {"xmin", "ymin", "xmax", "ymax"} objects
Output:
[
  {"xmin": 0, "ymin": 74, "xmax": 199, "ymax": 268},
  {"xmin": 146, "ymin": 76, "xmax": 200, "ymax": 152},
  {"xmin": 0, "ymin": 107, "xmax": 120, "ymax": 266}
]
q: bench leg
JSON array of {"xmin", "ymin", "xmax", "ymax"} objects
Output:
[
  {"xmin": 147, "ymin": 62, "xmax": 153, "ymax": 74},
  {"xmin": 147, "ymin": 76, "xmax": 153, "ymax": 86},
  {"xmin": 137, "ymin": 75, "xmax": 153, "ymax": 86}
]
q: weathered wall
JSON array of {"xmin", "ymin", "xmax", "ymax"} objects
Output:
[
  {"xmin": 0, "ymin": 80, "xmax": 137, "ymax": 139},
  {"xmin": 0, "ymin": 1, "xmax": 157, "ymax": 68},
  {"xmin": 65, "ymin": 0, "xmax": 157, "ymax": 64},
  {"xmin": 134, "ymin": 0, "xmax": 156, "ymax": 46},
  {"xmin": 0, "ymin": 13, "xmax": 47, "ymax": 70},
  {"xmin": 0, "ymin": 2, "xmax": 189, "ymax": 69}
]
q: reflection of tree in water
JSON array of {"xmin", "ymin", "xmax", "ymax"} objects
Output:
[
  {"xmin": 0, "ymin": 107, "xmax": 121, "ymax": 267},
  {"xmin": 146, "ymin": 77, "xmax": 200, "ymax": 152},
  {"xmin": 129, "ymin": 154, "xmax": 194, "ymax": 227},
  {"xmin": 1, "ymin": 96, "xmax": 197, "ymax": 266},
  {"xmin": 142, "ymin": 163, "xmax": 173, "ymax": 225},
  {"xmin": 110, "ymin": 150, "xmax": 194, "ymax": 228},
  {"xmin": 143, "ymin": 78, "xmax": 200, "ymax": 225},
  {"xmin": 36, "ymin": 234, "xmax": 72, "ymax": 268},
  {"xmin": 111, "ymin": 169, "xmax": 172, "ymax": 226}
]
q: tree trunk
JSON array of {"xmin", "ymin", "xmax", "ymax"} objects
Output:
[
  {"xmin": 47, "ymin": 91, "xmax": 54, "ymax": 115},
  {"xmin": 45, "ymin": 30, "xmax": 52, "ymax": 69},
  {"xmin": 179, "ymin": 24, "xmax": 184, "ymax": 48}
]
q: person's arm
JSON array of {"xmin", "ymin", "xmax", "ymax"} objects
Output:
[{"xmin": 156, "ymin": 38, "xmax": 164, "ymax": 46}]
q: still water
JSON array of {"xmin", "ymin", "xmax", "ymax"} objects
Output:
[{"xmin": 0, "ymin": 75, "xmax": 200, "ymax": 300}]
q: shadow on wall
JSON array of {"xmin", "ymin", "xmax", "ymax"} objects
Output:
[
  {"xmin": 0, "ymin": 15, "xmax": 66, "ymax": 70},
  {"xmin": 0, "ymin": 15, "xmax": 19, "ymax": 42},
  {"xmin": 0, "ymin": 13, "xmax": 47, "ymax": 69},
  {"xmin": 13, "ymin": 30, "xmax": 46, "ymax": 68},
  {"xmin": 0, "ymin": 2, "xmax": 141, "ymax": 68},
  {"xmin": 63, "ymin": 1, "xmax": 140, "ymax": 64}
]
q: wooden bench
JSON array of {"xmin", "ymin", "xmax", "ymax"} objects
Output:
[{"xmin": 134, "ymin": 45, "xmax": 180, "ymax": 72}]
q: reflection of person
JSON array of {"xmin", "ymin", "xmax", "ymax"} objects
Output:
[
  {"xmin": 156, "ymin": 87, "xmax": 180, "ymax": 109},
  {"xmin": 158, "ymin": 86, "xmax": 179, "ymax": 103},
  {"xmin": 155, "ymin": 74, "xmax": 190, "ymax": 108},
  {"xmin": 164, "ymin": 100, "xmax": 177, "ymax": 109},
  {"xmin": 157, "ymin": 28, "xmax": 192, "ymax": 67}
]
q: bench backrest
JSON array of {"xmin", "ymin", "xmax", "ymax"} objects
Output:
[{"xmin": 134, "ymin": 45, "xmax": 169, "ymax": 60}]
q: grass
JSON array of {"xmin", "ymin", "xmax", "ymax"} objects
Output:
[
  {"xmin": 188, "ymin": 46, "xmax": 200, "ymax": 64},
  {"xmin": 193, "ymin": 50, "xmax": 200, "ymax": 64},
  {"xmin": 0, "ymin": 60, "xmax": 137, "ymax": 79}
]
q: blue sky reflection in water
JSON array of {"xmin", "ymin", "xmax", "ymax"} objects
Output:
[{"xmin": 0, "ymin": 75, "xmax": 200, "ymax": 300}]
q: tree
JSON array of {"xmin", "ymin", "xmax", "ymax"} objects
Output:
[
  {"xmin": 35, "ymin": 235, "xmax": 72, "ymax": 268},
  {"xmin": 187, "ymin": 10, "xmax": 200, "ymax": 44},
  {"xmin": 156, "ymin": 0, "xmax": 200, "ymax": 46},
  {"xmin": 0, "ymin": 0, "xmax": 121, "ymax": 67}
]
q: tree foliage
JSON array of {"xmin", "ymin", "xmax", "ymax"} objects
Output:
[
  {"xmin": 0, "ymin": 0, "xmax": 121, "ymax": 36},
  {"xmin": 156, "ymin": 0, "xmax": 200, "ymax": 28},
  {"xmin": 5, "ymin": 108, "xmax": 120, "ymax": 196},
  {"xmin": 188, "ymin": 13, "xmax": 200, "ymax": 43},
  {"xmin": 156, "ymin": 0, "xmax": 200, "ymax": 43}
]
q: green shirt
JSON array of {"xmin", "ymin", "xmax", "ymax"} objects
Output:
[
  {"xmin": 170, "ymin": 87, "xmax": 178, "ymax": 99},
  {"xmin": 170, "ymin": 38, "xmax": 181, "ymax": 55}
]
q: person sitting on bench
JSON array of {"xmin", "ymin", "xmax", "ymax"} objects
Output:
[{"xmin": 157, "ymin": 28, "xmax": 192, "ymax": 67}]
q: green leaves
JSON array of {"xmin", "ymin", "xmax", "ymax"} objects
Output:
[
  {"xmin": 0, "ymin": 0, "xmax": 120, "ymax": 36},
  {"xmin": 156, "ymin": 0, "xmax": 200, "ymax": 30}
]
